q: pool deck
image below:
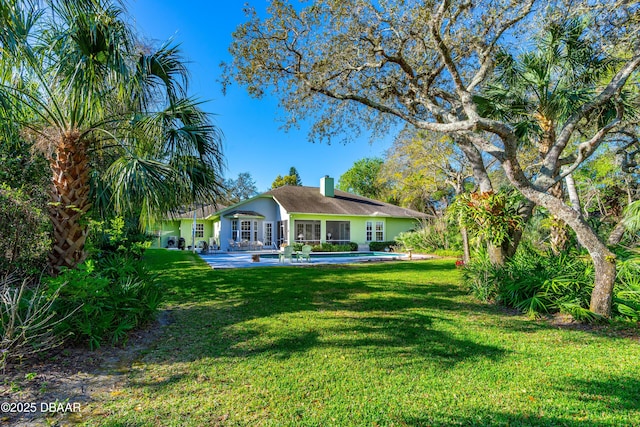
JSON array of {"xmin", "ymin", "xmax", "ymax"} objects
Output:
[{"xmin": 198, "ymin": 251, "xmax": 433, "ymax": 269}]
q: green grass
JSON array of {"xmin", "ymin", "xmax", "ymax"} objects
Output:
[{"xmin": 82, "ymin": 249, "xmax": 640, "ymax": 426}]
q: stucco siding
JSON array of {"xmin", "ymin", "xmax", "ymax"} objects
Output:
[
  {"xmin": 386, "ymin": 218, "xmax": 421, "ymax": 242},
  {"xmin": 289, "ymin": 214, "xmax": 419, "ymax": 246},
  {"xmin": 151, "ymin": 221, "xmax": 180, "ymax": 248}
]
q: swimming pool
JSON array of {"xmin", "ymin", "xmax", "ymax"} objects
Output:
[
  {"xmin": 198, "ymin": 251, "xmax": 415, "ymax": 269},
  {"xmin": 260, "ymin": 251, "xmax": 401, "ymax": 259}
]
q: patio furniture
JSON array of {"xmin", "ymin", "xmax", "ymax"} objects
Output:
[
  {"xmin": 228, "ymin": 239, "xmax": 238, "ymax": 251},
  {"xmin": 297, "ymin": 245, "xmax": 312, "ymax": 262},
  {"xmin": 254, "ymin": 240, "xmax": 264, "ymax": 251},
  {"xmin": 278, "ymin": 245, "xmax": 294, "ymax": 263}
]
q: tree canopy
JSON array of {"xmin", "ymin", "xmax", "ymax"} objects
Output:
[{"xmin": 337, "ymin": 157, "xmax": 387, "ymax": 200}]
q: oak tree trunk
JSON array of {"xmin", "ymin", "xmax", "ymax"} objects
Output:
[
  {"xmin": 503, "ymin": 159, "xmax": 616, "ymax": 318},
  {"xmin": 48, "ymin": 130, "xmax": 91, "ymax": 275}
]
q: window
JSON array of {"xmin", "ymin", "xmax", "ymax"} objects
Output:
[
  {"xmin": 231, "ymin": 220, "xmax": 239, "ymax": 241},
  {"xmin": 240, "ymin": 220, "xmax": 251, "ymax": 241},
  {"xmin": 195, "ymin": 223, "xmax": 204, "ymax": 238},
  {"xmin": 294, "ymin": 220, "xmax": 321, "ymax": 243},
  {"xmin": 366, "ymin": 221, "xmax": 384, "ymax": 241},
  {"xmin": 264, "ymin": 222, "xmax": 273, "ymax": 246},
  {"xmin": 375, "ymin": 221, "xmax": 384, "ymax": 241},
  {"xmin": 326, "ymin": 221, "xmax": 350, "ymax": 243}
]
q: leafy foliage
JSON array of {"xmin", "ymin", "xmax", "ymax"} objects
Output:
[
  {"xmin": 271, "ymin": 167, "xmax": 303, "ymax": 189},
  {"xmin": 368, "ymin": 241, "xmax": 398, "ymax": 251},
  {"xmin": 337, "ymin": 157, "xmax": 389, "ymax": 200},
  {"xmin": 292, "ymin": 242, "xmax": 357, "ymax": 252},
  {"xmin": 47, "ymin": 258, "xmax": 161, "ymax": 350},
  {"xmin": 450, "ymin": 191, "xmax": 523, "ymax": 247},
  {"xmin": 463, "ymin": 244, "xmax": 640, "ymax": 322},
  {"xmin": 0, "ymin": 185, "xmax": 51, "ymax": 275},
  {"xmin": 394, "ymin": 218, "xmax": 460, "ymax": 253}
]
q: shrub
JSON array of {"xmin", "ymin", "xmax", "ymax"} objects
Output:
[
  {"xmin": 612, "ymin": 250, "xmax": 640, "ymax": 322},
  {"xmin": 462, "ymin": 245, "xmax": 598, "ymax": 321},
  {"xmin": 460, "ymin": 249, "xmax": 505, "ymax": 303},
  {"xmin": 369, "ymin": 241, "xmax": 397, "ymax": 251},
  {"xmin": 394, "ymin": 217, "xmax": 462, "ymax": 253},
  {"xmin": 0, "ymin": 185, "xmax": 51, "ymax": 275},
  {"xmin": 47, "ymin": 258, "xmax": 161, "ymax": 349},
  {"xmin": 1, "ymin": 275, "xmax": 69, "ymax": 370},
  {"xmin": 309, "ymin": 242, "xmax": 357, "ymax": 252}
]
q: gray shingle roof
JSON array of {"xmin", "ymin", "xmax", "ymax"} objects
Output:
[
  {"xmin": 169, "ymin": 203, "xmax": 225, "ymax": 220},
  {"xmin": 264, "ymin": 185, "xmax": 427, "ymax": 218}
]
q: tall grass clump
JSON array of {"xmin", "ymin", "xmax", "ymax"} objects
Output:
[{"xmin": 1, "ymin": 275, "xmax": 69, "ymax": 370}]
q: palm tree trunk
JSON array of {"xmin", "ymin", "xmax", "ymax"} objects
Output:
[{"xmin": 48, "ymin": 130, "xmax": 91, "ymax": 275}]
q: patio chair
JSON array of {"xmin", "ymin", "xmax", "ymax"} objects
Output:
[
  {"xmin": 254, "ymin": 240, "xmax": 264, "ymax": 251},
  {"xmin": 297, "ymin": 245, "xmax": 312, "ymax": 262},
  {"xmin": 278, "ymin": 245, "xmax": 294, "ymax": 263},
  {"xmin": 228, "ymin": 239, "xmax": 238, "ymax": 251}
]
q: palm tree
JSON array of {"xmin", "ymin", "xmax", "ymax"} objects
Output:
[
  {"xmin": 475, "ymin": 18, "xmax": 636, "ymax": 315},
  {"xmin": 476, "ymin": 18, "xmax": 619, "ymax": 252},
  {"xmin": 0, "ymin": 0, "xmax": 224, "ymax": 274}
]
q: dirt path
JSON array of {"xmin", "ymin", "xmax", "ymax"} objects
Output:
[{"xmin": 1, "ymin": 310, "xmax": 172, "ymax": 426}]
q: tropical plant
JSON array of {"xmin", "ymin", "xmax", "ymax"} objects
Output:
[
  {"xmin": 1, "ymin": 275, "xmax": 70, "ymax": 370},
  {"xmin": 47, "ymin": 257, "xmax": 161, "ymax": 349},
  {"xmin": 0, "ymin": 0, "xmax": 224, "ymax": 274}
]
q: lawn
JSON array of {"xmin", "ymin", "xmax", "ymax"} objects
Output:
[{"xmin": 81, "ymin": 249, "xmax": 640, "ymax": 426}]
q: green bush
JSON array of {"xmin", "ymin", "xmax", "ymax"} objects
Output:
[
  {"xmin": 612, "ymin": 250, "xmax": 640, "ymax": 322},
  {"xmin": 0, "ymin": 185, "xmax": 51, "ymax": 275},
  {"xmin": 47, "ymin": 257, "xmax": 161, "ymax": 349},
  {"xmin": 309, "ymin": 242, "xmax": 357, "ymax": 252},
  {"xmin": 369, "ymin": 241, "xmax": 397, "ymax": 251},
  {"xmin": 462, "ymin": 245, "xmax": 640, "ymax": 323},
  {"xmin": 394, "ymin": 217, "xmax": 462, "ymax": 254}
]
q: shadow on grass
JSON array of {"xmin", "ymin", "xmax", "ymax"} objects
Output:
[
  {"xmin": 402, "ymin": 374, "xmax": 640, "ymax": 426},
  {"xmin": 137, "ymin": 250, "xmax": 510, "ymax": 371}
]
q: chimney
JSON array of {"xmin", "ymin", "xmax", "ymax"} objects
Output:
[{"xmin": 320, "ymin": 176, "xmax": 334, "ymax": 197}]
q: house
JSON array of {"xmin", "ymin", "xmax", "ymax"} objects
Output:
[{"xmin": 151, "ymin": 176, "xmax": 426, "ymax": 251}]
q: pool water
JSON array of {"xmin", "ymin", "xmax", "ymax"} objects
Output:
[{"xmin": 261, "ymin": 251, "xmax": 401, "ymax": 259}]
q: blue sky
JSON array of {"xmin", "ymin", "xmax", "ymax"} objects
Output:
[{"xmin": 127, "ymin": 0, "xmax": 392, "ymax": 192}]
